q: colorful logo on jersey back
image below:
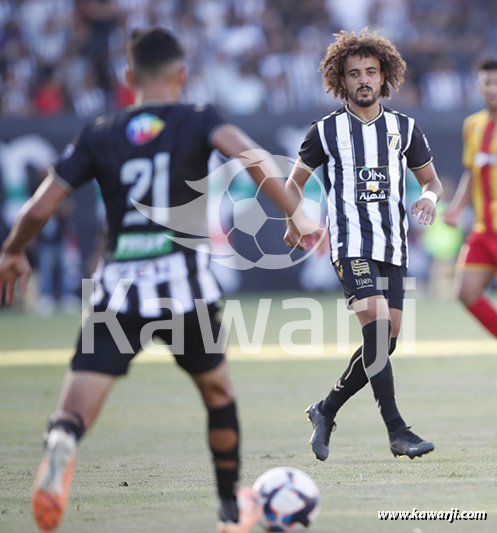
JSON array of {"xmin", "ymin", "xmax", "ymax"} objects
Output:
[{"xmin": 126, "ymin": 113, "xmax": 165, "ymax": 145}]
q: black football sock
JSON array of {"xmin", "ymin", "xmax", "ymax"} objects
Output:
[
  {"xmin": 362, "ymin": 321, "xmax": 405, "ymax": 433},
  {"xmin": 208, "ymin": 402, "xmax": 240, "ymax": 523},
  {"xmin": 320, "ymin": 337, "xmax": 399, "ymax": 419},
  {"xmin": 44, "ymin": 410, "xmax": 86, "ymax": 444},
  {"xmin": 320, "ymin": 345, "xmax": 363, "ymax": 418}
]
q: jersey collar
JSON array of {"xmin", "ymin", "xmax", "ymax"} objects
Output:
[{"xmin": 345, "ymin": 103, "xmax": 384, "ymax": 126}]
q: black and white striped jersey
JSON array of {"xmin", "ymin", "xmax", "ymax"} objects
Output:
[
  {"xmin": 50, "ymin": 102, "xmax": 225, "ymax": 316},
  {"xmin": 90, "ymin": 246, "xmax": 221, "ymax": 317},
  {"xmin": 298, "ymin": 105, "xmax": 433, "ymax": 267}
]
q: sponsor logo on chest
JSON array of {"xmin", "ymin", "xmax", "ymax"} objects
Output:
[{"xmin": 356, "ymin": 166, "xmax": 390, "ymax": 203}]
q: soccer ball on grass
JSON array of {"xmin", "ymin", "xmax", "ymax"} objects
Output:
[{"xmin": 253, "ymin": 467, "xmax": 320, "ymax": 531}]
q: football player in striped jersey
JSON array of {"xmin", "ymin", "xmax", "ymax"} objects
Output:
[
  {"xmin": 285, "ymin": 29, "xmax": 442, "ymax": 461},
  {"xmin": 0, "ymin": 28, "xmax": 320, "ymax": 533}
]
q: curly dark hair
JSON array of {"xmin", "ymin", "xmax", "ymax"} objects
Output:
[
  {"xmin": 479, "ymin": 57, "xmax": 497, "ymax": 72},
  {"xmin": 320, "ymin": 28, "xmax": 406, "ymax": 101}
]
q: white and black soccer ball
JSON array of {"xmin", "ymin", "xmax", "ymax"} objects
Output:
[
  {"xmin": 253, "ymin": 467, "xmax": 320, "ymax": 531},
  {"xmin": 224, "ymin": 175, "xmax": 324, "ymax": 270}
]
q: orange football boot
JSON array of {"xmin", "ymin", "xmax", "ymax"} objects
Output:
[
  {"xmin": 216, "ymin": 487, "xmax": 263, "ymax": 533},
  {"xmin": 32, "ymin": 429, "xmax": 77, "ymax": 531}
]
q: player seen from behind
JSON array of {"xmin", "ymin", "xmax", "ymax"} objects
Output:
[{"xmin": 0, "ymin": 28, "xmax": 321, "ymax": 533}]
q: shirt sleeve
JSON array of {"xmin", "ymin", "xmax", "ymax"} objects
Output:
[
  {"xmin": 298, "ymin": 122, "xmax": 327, "ymax": 170},
  {"xmin": 199, "ymin": 104, "xmax": 226, "ymax": 146},
  {"xmin": 52, "ymin": 125, "xmax": 96, "ymax": 190},
  {"xmin": 462, "ymin": 116, "xmax": 473, "ymax": 169},
  {"xmin": 405, "ymin": 122, "xmax": 433, "ymax": 170}
]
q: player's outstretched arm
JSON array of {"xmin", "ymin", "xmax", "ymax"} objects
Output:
[
  {"xmin": 283, "ymin": 160, "xmax": 328, "ymax": 253},
  {"xmin": 211, "ymin": 124, "xmax": 297, "ymax": 212},
  {"xmin": 211, "ymin": 124, "xmax": 324, "ymax": 244},
  {"xmin": 411, "ymin": 163, "xmax": 443, "ymax": 225},
  {"xmin": 442, "ymin": 170, "xmax": 473, "ymax": 227},
  {"xmin": 0, "ymin": 175, "xmax": 69, "ymax": 305}
]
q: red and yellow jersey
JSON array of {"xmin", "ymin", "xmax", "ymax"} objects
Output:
[{"xmin": 463, "ymin": 109, "xmax": 497, "ymax": 233}]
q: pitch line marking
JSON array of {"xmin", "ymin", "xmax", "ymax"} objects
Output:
[{"xmin": 0, "ymin": 339, "xmax": 495, "ymax": 366}]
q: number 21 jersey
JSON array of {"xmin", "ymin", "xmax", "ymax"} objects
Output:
[
  {"xmin": 51, "ymin": 102, "xmax": 225, "ymax": 262},
  {"xmin": 50, "ymin": 102, "xmax": 225, "ymax": 316}
]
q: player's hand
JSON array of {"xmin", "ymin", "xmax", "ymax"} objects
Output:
[
  {"xmin": 301, "ymin": 228, "xmax": 330, "ymax": 256},
  {"xmin": 284, "ymin": 219, "xmax": 305, "ymax": 250},
  {"xmin": 411, "ymin": 198, "xmax": 437, "ymax": 225},
  {"xmin": 284, "ymin": 219, "xmax": 329, "ymax": 256},
  {"xmin": 442, "ymin": 207, "xmax": 460, "ymax": 227},
  {"xmin": 0, "ymin": 251, "xmax": 31, "ymax": 305}
]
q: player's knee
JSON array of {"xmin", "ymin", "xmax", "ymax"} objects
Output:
[
  {"xmin": 201, "ymin": 379, "xmax": 234, "ymax": 408},
  {"xmin": 390, "ymin": 321, "xmax": 401, "ymax": 338},
  {"xmin": 362, "ymin": 318, "xmax": 391, "ymax": 343},
  {"xmin": 457, "ymin": 285, "xmax": 479, "ymax": 307},
  {"xmin": 46, "ymin": 410, "xmax": 86, "ymax": 443},
  {"xmin": 356, "ymin": 297, "xmax": 389, "ymax": 324}
]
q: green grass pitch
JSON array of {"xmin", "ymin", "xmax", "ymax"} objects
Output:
[{"xmin": 1, "ymin": 293, "xmax": 497, "ymax": 532}]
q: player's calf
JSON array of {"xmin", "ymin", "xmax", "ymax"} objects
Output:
[
  {"xmin": 207, "ymin": 402, "xmax": 243, "ymax": 522},
  {"xmin": 32, "ymin": 412, "xmax": 85, "ymax": 531},
  {"xmin": 211, "ymin": 424, "xmax": 263, "ymax": 532}
]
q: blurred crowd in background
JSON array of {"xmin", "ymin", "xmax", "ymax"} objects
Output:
[
  {"xmin": 1, "ymin": 0, "xmax": 496, "ymax": 118},
  {"xmin": 0, "ymin": 0, "xmax": 490, "ymax": 313}
]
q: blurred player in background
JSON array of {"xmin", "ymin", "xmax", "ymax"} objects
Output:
[
  {"xmin": 443, "ymin": 59, "xmax": 497, "ymax": 339},
  {"xmin": 285, "ymin": 29, "xmax": 442, "ymax": 460},
  {"xmin": 0, "ymin": 28, "xmax": 320, "ymax": 533}
]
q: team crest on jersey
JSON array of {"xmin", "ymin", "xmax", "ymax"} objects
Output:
[
  {"xmin": 356, "ymin": 166, "xmax": 390, "ymax": 203},
  {"xmin": 126, "ymin": 113, "xmax": 165, "ymax": 145},
  {"xmin": 387, "ymin": 132, "xmax": 401, "ymax": 151}
]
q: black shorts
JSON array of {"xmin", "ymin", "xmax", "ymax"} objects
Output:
[
  {"xmin": 71, "ymin": 303, "xmax": 224, "ymax": 376},
  {"xmin": 333, "ymin": 257, "xmax": 406, "ymax": 311}
]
